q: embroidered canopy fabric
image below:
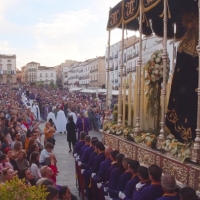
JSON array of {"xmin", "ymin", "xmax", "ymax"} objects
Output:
[{"xmin": 107, "ymin": 0, "xmax": 198, "ymax": 39}]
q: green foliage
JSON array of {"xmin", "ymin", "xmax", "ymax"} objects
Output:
[
  {"xmin": 49, "ymin": 81, "xmax": 57, "ymax": 89},
  {"xmin": 0, "ymin": 177, "xmax": 48, "ymax": 200}
]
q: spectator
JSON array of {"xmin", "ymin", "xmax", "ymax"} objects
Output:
[
  {"xmin": 15, "ymin": 149, "xmax": 29, "ymax": 178},
  {"xmin": 21, "ymin": 168, "xmax": 36, "ymax": 186},
  {"xmin": 30, "ymin": 151, "xmax": 42, "ymax": 181},
  {"xmin": 66, "ymin": 115, "xmax": 77, "ymax": 153},
  {"xmin": 180, "ymin": 187, "xmax": 198, "ymax": 200},
  {"xmin": 39, "ymin": 142, "xmax": 54, "ymax": 166},
  {"xmin": 46, "ymin": 185, "xmax": 59, "ymax": 200},
  {"xmin": 59, "ymin": 185, "xmax": 78, "ymax": 200}
]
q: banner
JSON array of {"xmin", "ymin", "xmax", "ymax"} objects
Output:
[{"xmin": 107, "ymin": 1, "xmax": 123, "ymax": 31}]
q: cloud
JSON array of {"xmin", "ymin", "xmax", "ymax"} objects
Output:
[
  {"xmin": 34, "ymin": 9, "xmax": 96, "ymax": 39},
  {"xmin": 0, "ymin": 0, "xmax": 132, "ymax": 69}
]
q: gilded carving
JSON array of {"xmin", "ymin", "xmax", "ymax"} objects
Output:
[
  {"xmin": 137, "ymin": 148, "xmax": 155, "ymax": 166},
  {"xmin": 132, "ymin": 146, "xmax": 137, "ymax": 160},
  {"xmin": 119, "ymin": 140, "xmax": 133, "ymax": 158},
  {"xmin": 110, "ymin": 10, "xmax": 119, "ymax": 26},
  {"xmin": 188, "ymin": 169, "xmax": 196, "ymax": 189},
  {"xmin": 197, "ymin": 172, "xmax": 200, "ymax": 191},
  {"xmin": 166, "ymin": 110, "xmax": 178, "ymax": 124},
  {"xmin": 126, "ymin": 0, "xmax": 135, "ymax": 17},
  {"xmin": 156, "ymin": 156, "xmax": 161, "ymax": 167},
  {"xmin": 162, "ymin": 159, "xmax": 188, "ymax": 184},
  {"xmin": 104, "ymin": 134, "xmax": 118, "ymax": 150}
]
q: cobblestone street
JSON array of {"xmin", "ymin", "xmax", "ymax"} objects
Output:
[{"xmin": 39, "ymin": 122, "xmax": 102, "ymax": 200}]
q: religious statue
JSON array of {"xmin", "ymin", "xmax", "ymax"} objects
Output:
[{"xmin": 166, "ymin": 11, "xmax": 199, "ymax": 143}]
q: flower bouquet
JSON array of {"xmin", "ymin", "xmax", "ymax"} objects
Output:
[
  {"xmin": 161, "ymin": 135, "xmax": 192, "ymax": 162},
  {"xmin": 116, "ymin": 125, "xmax": 124, "ymax": 136},
  {"xmin": 134, "ymin": 132, "xmax": 157, "ymax": 148},
  {"xmin": 145, "ymin": 50, "xmax": 170, "ymax": 129},
  {"xmin": 145, "ymin": 50, "xmax": 170, "ymax": 85}
]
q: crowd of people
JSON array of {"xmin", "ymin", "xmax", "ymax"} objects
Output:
[
  {"xmin": 74, "ymin": 132, "xmax": 198, "ymax": 200},
  {"xmin": 0, "ymin": 84, "xmax": 198, "ymax": 200}
]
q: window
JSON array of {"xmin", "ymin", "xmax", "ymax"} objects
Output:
[
  {"xmin": 0, "ymin": 64, "xmax": 2, "ymax": 71},
  {"xmin": 7, "ymin": 60, "xmax": 11, "ymax": 62},
  {"xmin": 51, "ymin": 73, "xmax": 53, "ymax": 77},
  {"xmin": 0, "ymin": 59, "xmax": 2, "ymax": 62},
  {"xmin": 45, "ymin": 73, "xmax": 48, "ymax": 77},
  {"xmin": 40, "ymin": 73, "xmax": 42, "ymax": 77},
  {"xmin": 7, "ymin": 64, "xmax": 11, "ymax": 71}
]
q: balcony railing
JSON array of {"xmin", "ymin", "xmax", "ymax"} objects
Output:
[
  {"xmin": 127, "ymin": 66, "xmax": 136, "ymax": 73},
  {"xmin": 90, "ymin": 69, "xmax": 98, "ymax": 73},
  {"xmin": 90, "ymin": 80, "xmax": 98, "ymax": 83}
]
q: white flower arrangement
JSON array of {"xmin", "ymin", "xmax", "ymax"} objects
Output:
[{"xmin": 145, "ymin": 50, "xmax": 170, "ymax": 85}]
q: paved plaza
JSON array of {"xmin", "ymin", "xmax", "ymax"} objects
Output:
[{"xmin": 39, "ymin": 122, "xmax": 102, "ymax": 199}]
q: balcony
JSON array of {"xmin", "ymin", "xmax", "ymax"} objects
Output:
[
  {"xmin": 132, "ymin": 52, "xmax": 139, "ymax": 58},
  {"xmin": 90, "ymin": 69, "xmax": 98, "ymax": 73},
  {"xmin": 90, "ymin": 79, "xmax": 98, "ymax": 83},
  {"xmin": 127, "ymin": 54, "xmax": 133, "ymax": 60},
  {"xmin": 127, "ymin": 66, "xmax": 136, "ymax": 73}
]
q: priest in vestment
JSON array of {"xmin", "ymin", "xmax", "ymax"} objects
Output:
[
  {"xmin": 47, "ymin": 111, "xmax": 56, "ymax": 124},
  {"xmin": 76, "ymin": 112, "xmax": 89, "ymax": 140},
  {"xmin": 56, "ymin": 107, "xmax": 67, "ymax": 134},
  {"xmin": 166, "ymin": 12, "xmax": 199, "ymax": 142}
]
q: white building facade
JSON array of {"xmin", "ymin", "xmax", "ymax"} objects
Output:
[
  {"xmin": 105, "ymin": 35, "xmax": 179, "ymax": 89},
  {"xmin": 37, "ymin": 67, "xmax": 56, "ymax": 85},
  {"xmin": 23, "ymin": 62, "xmax": 56, "ymax": 85},
  {"xmin": 0, "ymin": 54, "xmax": 17, "ymax": 84}
]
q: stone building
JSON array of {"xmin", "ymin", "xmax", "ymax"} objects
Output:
[{"xmin": 0, "ymin": 54, "xmax": 16, "ymax": 84}]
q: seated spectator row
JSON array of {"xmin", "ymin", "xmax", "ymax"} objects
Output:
[{"xmin": 74, "ymin": 131, "xmax": 198, "ymax": 200}]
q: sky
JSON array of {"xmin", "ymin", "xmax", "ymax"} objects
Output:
[{"xmin": 0, "ymin": 0, "xmax": 130, "ymax": 69}]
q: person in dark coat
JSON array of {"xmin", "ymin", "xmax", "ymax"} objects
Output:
[
  {"xmin": 66, "ymin": 115, "xmax": 77, "ymax": 153},
  {"xmin": 73, "ymin": 131, "xmax": 86, "ymax": 156}
]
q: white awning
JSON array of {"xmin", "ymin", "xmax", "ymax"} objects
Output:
[
  {"xmin": 97, "ymin": 89, "xmax": 106, "ymax": 93},
  {"xmin": 80, "ymin": 89, "xmax": 96, "ymax": 93},
  {"xmin": 101, "ymin": 90, "xmax": 129, "ymax": 96},
  {"xmin": 69, "ymin": 87, "xmax": 82, "ymax": 92}
]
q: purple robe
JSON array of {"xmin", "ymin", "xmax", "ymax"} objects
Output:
[
  {"xmin": 108, "ymin": 168, "xmax": 123, "ymax": 190},
  {"xmin": 79, "ymin": 144, "xmax": 90, "ymax": 158},
  {"xmin": 43, "ymin": 105, "xmax": 51, "ymax": 120},
  {"xmin": 123, "ymin": 180, "xmax": 151, "ymax": 200},
  {"xmin": 74, "ymin": 140, "xmax": 85, "ymax": 155},
  {"xmin": 123, "ymin": 175, "xmax": 140, "ymax": 199},
  {"xmin": 76, "ymin": 117, "xmax": 90, "ymax": 139},
  {"xmin": 157, "ymin": 194, "xmax": 180, "ymax": 200},
  {"xmin": 81, "ymin": 146, "xmax": 94, "ymax": 164},
  {"xmin": 139, "ymin": 184, "xmax": 164, "ymax": 200},
  {"xmin": 105, "ymin": 162, "xmax": 118, "ymax": 182},
  {"xmin": 108, "ymin": 171, "xmax": 132, "ymax": 198},
  {"xmin": 81, "ymin": 151, "xmax": 97, "ymax": 170},
  {"xmin": 93, "ymin": 158, "xmax": 112, "ymax": 183}
]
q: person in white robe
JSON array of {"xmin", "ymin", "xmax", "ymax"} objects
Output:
[
  {"xmin": 56, "ymin": 108, "xmax": 67, "ymax": 134},
  {"xmin": 32, "ymin": 103, "xmax": 41, "ymax": 121},
  {"xmin": 68, "ymin": 109, "xmax": 77, "ymax": 124},
  {"xmin": 47, "ymin": 111, "xmax": 56, "ymax": 124}
]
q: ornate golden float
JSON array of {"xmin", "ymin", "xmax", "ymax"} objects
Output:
[{"xmin": 104, "ymin": 0, "xmax": 200, "ymax": 193}]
